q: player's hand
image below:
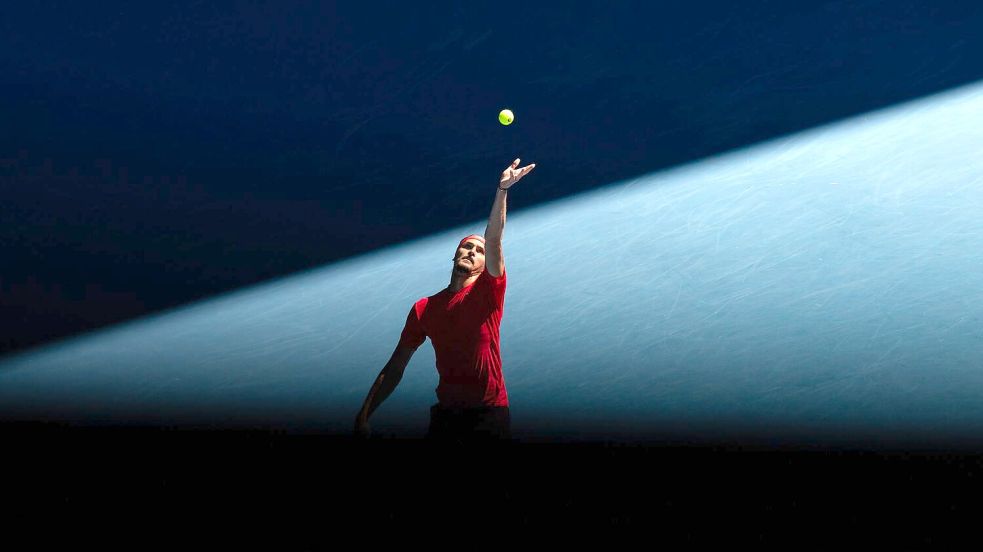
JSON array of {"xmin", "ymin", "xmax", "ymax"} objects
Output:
[
  {"xmin": 354, "ymin": 415, "xmax": 371, "ymax": 439},
  {"xmin": 499, "ymin": 158, "xmax": 535, "ymax": 190}
]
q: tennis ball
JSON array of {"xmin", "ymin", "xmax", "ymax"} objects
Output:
[{"xmin": 499, "ymin": 109, "xmax": 514, "ymax": 125}]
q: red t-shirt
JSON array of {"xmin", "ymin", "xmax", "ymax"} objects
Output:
[{"xmin": 398, "ymin": 268, "xmax": 508, "ymax": 407}]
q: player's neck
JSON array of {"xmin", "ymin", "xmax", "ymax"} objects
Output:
[{"xmin": 448, "ymin": 270, "xmax": 480, "ymax": 292}]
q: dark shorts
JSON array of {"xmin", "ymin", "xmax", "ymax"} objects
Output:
[{"xmin": 426, "ymin": 403, "xmax": 511, "ymax": 444}]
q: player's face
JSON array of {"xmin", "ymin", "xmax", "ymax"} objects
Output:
[{"xmin": 454, "ymin": 240, "xmax": 485, "ymax": 273}]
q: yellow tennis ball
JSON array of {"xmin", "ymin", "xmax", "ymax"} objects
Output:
[{"xmin": 499, "ymin": 109, "xmax": 514, "ymax": 125}]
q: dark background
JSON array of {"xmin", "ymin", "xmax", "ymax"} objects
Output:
[
  {"xmin": 4, "ymin": 0, "xmax": 983, "ymax": 354},
  {"xmin": 5, "ymin": 421, "xmax": 982, "ymax": 544},
  {"xmin": 5, "ymin": 2, "xmax": 983, "ymax": 538}
]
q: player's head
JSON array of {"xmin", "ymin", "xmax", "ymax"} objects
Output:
[{"xmin": 453, "ymin": 234, "xmax": 485, "ymax": 275}]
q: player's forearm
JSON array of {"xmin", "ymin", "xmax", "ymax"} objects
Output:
[
  {"xmin": 357, "ymin": 361, "xmax": 405, "ymax": 421},
  {"xmin": 484, "ymin": 187, "xmax": 507, "ymax": 241}
]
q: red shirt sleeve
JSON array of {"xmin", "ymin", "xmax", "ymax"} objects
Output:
[
  {"xmin": 481, "ymin": 267, "xmax": 507, "ymax": 311},
  {"xmin": 397, "ymin": 301, "xmax": 427, "ymax": 350}
]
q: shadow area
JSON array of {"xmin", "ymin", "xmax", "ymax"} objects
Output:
[{"xmin": 4, "ymin": 421, "xmax": 980, "ymax": 544}]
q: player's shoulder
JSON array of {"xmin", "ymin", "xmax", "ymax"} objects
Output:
[
  {"xmin": 410, "ymin": 296, "xmax": 431, "ymax": 317},
  {"xmin": 416, "ymin": 286, "xmax": 454, "ymax": 310}
]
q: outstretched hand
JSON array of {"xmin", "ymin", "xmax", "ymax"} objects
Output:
[{"xmin": 499, "ymin": 158, "xmax": 536, "ymax": 190}]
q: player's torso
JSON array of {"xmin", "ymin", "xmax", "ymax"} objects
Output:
[{"xmin": 422, "ymin": 285, "xmax": 499, "ymax": 349}]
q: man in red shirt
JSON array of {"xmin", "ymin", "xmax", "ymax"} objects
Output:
[{"xmin": 354, "ymin": 158, "xmax": 536, "ymax": 444}]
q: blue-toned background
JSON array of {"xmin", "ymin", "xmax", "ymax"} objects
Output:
[{"xmin": 3, "ymin": 1, "xmax": 983, "ymax": 447}]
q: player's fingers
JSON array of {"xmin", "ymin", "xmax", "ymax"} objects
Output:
[{"xmin": 512, "ymin": 158, "xmax": 520, "ymax": 168}]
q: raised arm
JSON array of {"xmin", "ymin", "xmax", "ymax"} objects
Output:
[{"xmin": 484, "ymin": 157, "xmax": 535, "ymax": 277}]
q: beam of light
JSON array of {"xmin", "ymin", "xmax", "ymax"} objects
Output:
[{"xmin": 3, "ymin": 81, "xmax": 983, "ymax": 448}]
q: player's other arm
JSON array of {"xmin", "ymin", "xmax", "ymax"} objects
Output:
[
  {"xmin": 485, "ymin": 158, "xmax": 535, "ymax": 277},
  {"xmin": 354, "ymin": 344, "xmax": 415, "ymax": 436}
]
